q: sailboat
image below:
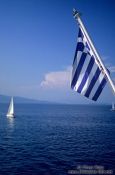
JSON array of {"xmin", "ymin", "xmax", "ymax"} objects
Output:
[
  {"xmin": 6, "ymin": 97, "xmax": 14, "ymax": 117},
  {"xmin": 111, "ymin": 102, "xmax": 115, "ymax": 111}
]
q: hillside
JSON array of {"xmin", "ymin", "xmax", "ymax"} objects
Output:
[{"xmin": 0, "ymin": 95, "xmax": 51, "ymax": 104}]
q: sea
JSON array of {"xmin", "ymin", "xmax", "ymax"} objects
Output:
[{"xmin": 0, "ymin": 103, "xmax": 115, "ymax": 175}]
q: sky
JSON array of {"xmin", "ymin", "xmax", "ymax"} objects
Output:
[{"xmin": 0, "ymin": 0, "xmax": 115, "ymax": 104}]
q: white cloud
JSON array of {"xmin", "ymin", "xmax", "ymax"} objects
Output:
[
  {"xmin": 40, "ymin": 66, "xmax": 72, "ymax": 89},
  {"xmin": 108, "ymin": 66, "xmax": 115, "ymax": 73},
  {"xmin": 101, "ymin": 56, "xmax": 115, "ymax": 73},
  {"xmin": 40, "ymin": 63, "xmax": 115, "ymax": 90}
]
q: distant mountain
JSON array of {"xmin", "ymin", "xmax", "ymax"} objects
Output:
[{"xmin": 0, "ymin": 94, "xmax": 52, "ymax": 104}]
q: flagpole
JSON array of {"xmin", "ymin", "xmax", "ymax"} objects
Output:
[{"xmin": 73, "ymin": 9, "xmax": 115, "ymax": 94}]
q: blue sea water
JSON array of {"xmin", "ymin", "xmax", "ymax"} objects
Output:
[{"xmin": 0, "ymin": 103, "xmax": 115, "ymax": 175}]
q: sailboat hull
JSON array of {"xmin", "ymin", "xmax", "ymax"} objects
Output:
[
  {"xmin": 6, "ymin": 114, "xmax": 14, "ymax": 117},
  {"xmin": 111, "ymin": 103, "xmax": 115, "ymax": 111},
  {"xmin": 110, "ymin": 108, "xmax": 115, "ymax": 111}
]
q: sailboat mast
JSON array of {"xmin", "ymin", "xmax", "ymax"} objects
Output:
[
  {"xmin": 12, "ymin": 97, "xmax": 14, "ymax": 114},
  {"xmin": 73, "ymin": 9, "xmax": 115, "ymax": 94}
]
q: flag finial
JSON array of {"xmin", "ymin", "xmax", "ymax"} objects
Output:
[{"xmin": 73, "ymin": 9, "xmax": 81, "ymax": 19}]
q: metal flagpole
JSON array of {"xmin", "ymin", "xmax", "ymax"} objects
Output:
[{"xmin": 73, "ymin": 9, "xmax": 115, "ymax": 94}]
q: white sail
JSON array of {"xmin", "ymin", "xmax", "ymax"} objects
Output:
[
  {"xmin": 6, "ymin": 97, "xmax": 14, "ymax": 117},
  {"xmin": 112, "ymin": 103, "xmax": 115, "ymax": 111}
]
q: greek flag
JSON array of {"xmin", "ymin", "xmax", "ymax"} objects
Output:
[{"xmin": 71, "ymin": 28, "xmax": 109, "ymax": 101}]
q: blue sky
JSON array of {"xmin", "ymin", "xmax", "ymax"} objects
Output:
[{"xmin": 0, "ymin": 0, "xmax": 115, "ymax": 104}]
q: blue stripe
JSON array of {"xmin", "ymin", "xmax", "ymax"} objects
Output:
[
  {"xmin": 85, "ymin": 67, "xmax": 101, "ymax": 98},
  {"xmin": 77, "ymin": 56, "xmax": 95, "ymax": 93},
  {"xmin": 73, "ymin": 46, "xmax": 78, "ymax": 65},
  {"xmin": 76, "ymin": 42, "xmax": 84, "ymax": 52},
  {"xmin": 92, "ymin": 77, "xmax": 107, "ymax": 101},
  {"xmin": 73, "ymin": 42, "xmax": 84, "ymax": 65},
  {"xmin": 78, "ymin": 28, "xmax": 84, "ymax": 38},
  {"xmin": 107, "ymin": 68, "xmax": 110, "ymax": 74},
  {"xmin": 86, "ymin": 42, "xmax": 90, "ymax": 51},
  {"xmin": 73, "ymin": 28, "xmax": 84, "ymax": 65},
  {"xmin": 71, "ymin": 52, "xmax": 87, "ymax": 89}
]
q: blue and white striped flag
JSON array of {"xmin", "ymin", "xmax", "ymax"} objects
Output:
[{"xmin": 71, "ymin": 28, "xmax": 109, "ymax": 101}]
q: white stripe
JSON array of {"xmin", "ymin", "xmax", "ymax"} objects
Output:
[
  {"xmin": 72, "ymin": 51, "xmax": 82, "ymax": 80},
  {"xmin": 72, "ymin": 45, "xmax": 89, "ymax": 81},
  {"xmin": 74, "ymin": 54, "xmax": 92, "ymax": 91},
  {"xmin": 77, "ymin": 37, "xmax": 83, "ymax": 42},
  {"xmin": 89, "ymin": 72, "xmax": 105, "ymax": 99},
  {"xmin": 80, "ymin": 27, "xmax": 94, "ymax": 57},
  {"xmin": 78, "ymin": 37, "xmax": 89, "ymax": 49},
  {"xmin": 81, "ymin": 63, "xmax": 98, "ymax": 95}
]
